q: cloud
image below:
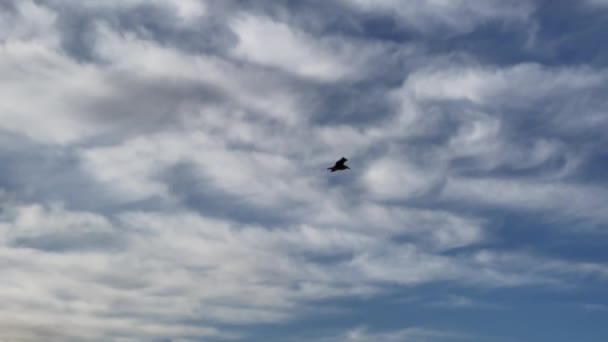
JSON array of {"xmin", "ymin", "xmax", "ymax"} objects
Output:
[
  {"xmin": 48, "ymin": 0, "xmax": 207, "ymax": 22},
  {"xmin": 229, "ymin": 14, "xmax": 395, "ymax": 82},
  {"xmin": 405, "ymin": 63, "xmax": 606, "ymax": 106},
  {"xmin": 585, "ymin": 0, "xmax": 608, "ymax": 7},
  {"xmin": 0, "ymin": 1, "xmax": 109, "ymax": 144},
  {"xmin": 328, "ymin": 326, "xmax": 470, "ymax": 342},
  {"xmin": 3, "ymin": 196, "xmax": 605, "ymax": 340},
  {"xmin": 0, "ymin": 1, "xmax": 59, "ymax": 47},
  {"xmin": 581, "ymin": 303, "xmax": 608, "ymax": 312},
  {"xmin": 362, "ymin": 153, "xmax": 446, "ymax": 200},
  {"xmin": 230, "ymin": 14, "xmax": 352, "ymax": 81},
  {"xmin": 1, "ymin": 0, "xmax": 608, "ymax": 340},
  {"xmin": 0, "ymin": 203, "xmax": 119, "ymax": 252},
  {"xmin": 0, "ymin": 4, "xmax": 310, "ymax": 145},
  {"xmin": 442, "ymin": 177, "xmax": 608, "ymax": 224},
  {"xmin": 0, "ymin": 204, "xmax": 231, "ymax": 340},
  {"xmin": 428, "ymin": 295, "xmax": 488, "ymax": 309},
  {"xmin": 92, "ymin": 22, "xmax": 308, "ymax": 126},
  {"xmin": 338, "ymin": 0, "xmax": 534, "ymax": 33}
]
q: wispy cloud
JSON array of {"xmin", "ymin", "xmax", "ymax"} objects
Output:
[
  {"xmin": 337, "ymin": 0, "xmax": 534, "ymax": 33},
  {"xmin": 323, "ymin": 326, "xmax": 473, "ymax": 342}
]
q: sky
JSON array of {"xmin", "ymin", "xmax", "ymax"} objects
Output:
[{"xmin": 0, "ymin": 0, "xmax": 608, "ymax": 341}]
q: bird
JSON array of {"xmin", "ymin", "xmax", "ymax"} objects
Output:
[{"xmin": 328, "ymin": 157, "xmax": 350, "ymax": 172}]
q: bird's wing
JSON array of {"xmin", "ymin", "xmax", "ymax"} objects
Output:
[{"xmin": 335, "ymin": 157, "xmax": 347, "ymax": 166}]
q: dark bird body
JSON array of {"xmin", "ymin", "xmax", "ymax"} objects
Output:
[{"xmin": 328, "ymin": 157, "xmax": 350, "ymax": 172}]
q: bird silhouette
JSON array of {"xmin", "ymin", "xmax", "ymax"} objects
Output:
[{"xmin": 328, "ymin": 157, "xmax": 350, "ymax": 172}]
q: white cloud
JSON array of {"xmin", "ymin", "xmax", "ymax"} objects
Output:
[
  {"xmin": 0, "ymin": 1, "xmax": 59, "ymax": 47},
  {"xmin": 0, "ymin": 14, "xmax": 311, "ymax": 145},
  {"xmin": 383, "ymin": 61, "xmax": 605, "ymax": 181},
  {"xmin": 230, "ymin": 14, "xmax": 352, "ymax": 81},
  {"xmin": 78, "ymin": 129, "xmax": 320, "ymax": 206},
  {"xmin": 93, "ymin": 23, "xmax": 308, "ymax": 125},
  {"xmin": 0, "ymin": 195, "xmax": 606, "ymax": 340},
  {"xmin": 78, "ymin": 122, "xmax": 485, "ymax": 251},
  {"xmin": 442, "ymin": 177, "xmax": 608, "ymax": 224},
  {"xmin": 0, "ymin": 39, "xmax": 117, "ymax": 144},
  {"xmin": 0, "ymin": 203, "xmax": 113, "ymax": 246},
  {"xmin": 405, "ymin": 63, "xmax": 606, "ymax": 106},
  {"xmin": 362, "ymin": 154, "xmax": 446, "ymax": 200},
  {"xmin": 229, "ymin": 14, "xmax": 397, "ymax": 82},
  {"xmin": 0, "ymin": 2, "xmax": 113, "ymax": 144},
  {"xmin": 164, "ymin": 0, "xmax": 207, "ymax": 22}
]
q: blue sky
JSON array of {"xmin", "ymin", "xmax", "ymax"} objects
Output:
[{"xmin": 0, "ymin": 0, "xmax": 607, "ymax": 341}]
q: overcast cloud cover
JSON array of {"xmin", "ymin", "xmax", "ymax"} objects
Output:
[{"xmin": 1, "ymin": 0, "xmax": 608, "ymax": 341}]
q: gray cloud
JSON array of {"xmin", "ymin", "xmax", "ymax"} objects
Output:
[{"xmin": 336, "ymin": 0, "xmax": 534, "ymax": 34}]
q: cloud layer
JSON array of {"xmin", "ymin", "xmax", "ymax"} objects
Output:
[{"xmin": 1, "ymin": 1, "xmax": 608, "ymax": 341}]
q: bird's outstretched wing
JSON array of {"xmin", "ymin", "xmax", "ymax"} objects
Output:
[{"xmin": 336, "ymin": 157, "xmax": 347, "ymax": 166}]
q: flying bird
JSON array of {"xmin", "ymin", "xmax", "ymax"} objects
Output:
[{"xmin": 328, "ymin": 157, "xmax": 350, "ymax": 172}]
